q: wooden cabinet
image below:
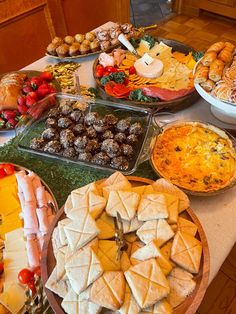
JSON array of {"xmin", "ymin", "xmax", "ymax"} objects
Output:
[
  {"xmin": 178, "ymin": 0, "xmax": 236, "ymax": 19},
  {"xmin": 0, "ymin": 0, "xmax": 130, "ymax": 74}
]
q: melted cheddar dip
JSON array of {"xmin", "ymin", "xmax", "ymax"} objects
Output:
[{"xmin": 151, "ymin": 123, "xmax": 236, "ymax": 192}]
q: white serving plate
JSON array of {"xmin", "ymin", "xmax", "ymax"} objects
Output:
[{"xmin": 194, "ymin": 82, "xmax": 236, "ymax": 124}]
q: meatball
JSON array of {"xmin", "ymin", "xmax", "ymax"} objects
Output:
[
  {"xmin": 110, "ymin": 156, "xmax": 129, "ymax": 170},
  {"xmin": 44, "ymin": 140, "xmax": 61, "ymax": 153},
  {"xmin": 58, "ymin": 117, "xmax": 73, "ymax": 128},
  {"xmin": 101, "ymin": 139, "xmax": 120, "ymax": 158},
  {"xmin": 62, "ymin": 147, "xmax": 77, "ymax": 158},
  {"xmin": 60, "ymin": 104, "xmax": 73, "ymax": 116},
  {"xmin": 78, "ymin": 152, "xmax": 93, "ymax": 162},
  {"xmin": 30, "ymin": 138, "xmax": 45, "ymax": 150},
  {"xmin": 45, "ymin": 117, "xmax": 58, "ymax": 129},
  {"xmin": 60, "ymin": 129, "xmax": 75, "ymax": 148},
  {"xmin": 114, "ymin": 132, "xmax": 126, "ymax": 144},
  {"xmin": 73, "ymin": 124, "xmax": 85, "ymax": 135},
  {"xmin": 116, "ymin": 118, "xmax": 131, "ymax": 133},
  {"xmin": 104, "ymin": 114, "xmax": 118, "ymax": 126},
  {"xmin": 84, "ymin": 112, "xmax": 100, "ymax": 125},
  {"xmin": 93, "ymin": 119, "xmax": 108, "ymax": 133},
  {"xmin": 70, "ymin": 110, "xmax": 84, "ymax": 122},
  {"xmin": 48, "ymin": 107, "xmax": 61, "ymax": 118},
  {"xmin": 74, "ymin": 135, "xmax": 88, "ymax": 149},
  {"xmin": 42, "ymin": 128, "xmax": 59, "ymax": 141},
  {"xmin": 86, "ymin": 126, "xmax": 97, "ymax": 138},
  {"xmin": 101, "ymin": 130, "xmax": 114, "ymax": 140},
  {"xmin": 129, "ymin": 122, "xmax": 143, "ymax": 135},
  {"xmin": 120, "ymin": 144, "xmax": 134, "ymax": 158},
  {"xmin": 126, "ymin": 134, "xmax": 138, "ymax": 145},
  {"xmin": 91, "ymin": 152, "xmax": 110, "ymax": 165}
]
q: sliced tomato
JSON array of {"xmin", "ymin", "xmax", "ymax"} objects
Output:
[
  {"xmin": 0, "ymin": 168, "xmax": 6, "ymax": 178},
  {"xmin": 112, "ymin": 84, "xmax": 131, "ymax": 97}
]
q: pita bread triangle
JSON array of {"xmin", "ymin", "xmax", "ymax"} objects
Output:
[
  {"xmin": 119, "ymin": 284, "xmax": 140, "ymax": 314},
  {"xmin": 64, "ymin": 195, "xmax": 73, "ymax": 214},
  {"xmin": 152, "ymin": 179, "xmax": 190, "ymax": 213},
  {"xmin": 97, "ymin": 240, "xmax": 121, "ymax": 271},
  {"xmin": 106, "ymin": 190, "xmax": 140, "ymax": 221},
  {"xmin": 101, "ymin": 171, "xmax": 131, "ymax": 188},
  {"xmin": 88, "ymin": 192, "xmax": 106, "ymax": 219},
  {"xmin": 122, "ymin": 216, "xmax": 143, "ymax": 234},
  {"xmin": 144, "ymin": 299, "xmax": 172, "ymax": 314},
  {"xmin": 45, "ymin": 266, "xmax": 70, "ymax": 299},
  {"xmin": 78, "ymin": 286, "xmax": 102, "ymax": 314},
  {"xmin": 90, "ymin": 271, "xmax": 126, "ymax": 310},
  {"xmin": 137, "ymin": 219, "xmax": 174, "ymax": 246},
  {"xmin": 65, "ymin": 247, "xmax": 103, "ymax": 294},
  {"xmin": 138, "ymin": 193, "xmax": 169, "ymax": 221},
  {"xmin": 131, "ymin": 240, "xmax": 172, "ymax": 275},
  {"xmin": 64, "ymin": 210, "xmax": 99, "ymax": 250},
  {"xmin": 72, "ymin": 181, "xmax": 100, "ymax": 197},
  {"xmin": 125, "ymin": 259, "xmax": 170, "ymax": 308},
  {"xmin": 61, "ymin": 288, "xmax": 79, "ymax": 313},
  {"xmin": 171, "ymin": 231, "xmax": 202, "ymax": 273},
  {"xmin": 167, "ymin": 267, "xmax": 196, "ymax": 308},
  {"xmin": 177, "ymin": 217, "xmax": 198, "ymax": 236}
]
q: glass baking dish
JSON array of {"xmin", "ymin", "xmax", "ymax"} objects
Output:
[{"xmin": 18, "ymin": 93, "xmax": 153, "ymax": 175}]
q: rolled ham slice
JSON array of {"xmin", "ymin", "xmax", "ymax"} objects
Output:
[
  {"xmin": 141, "ymin": 86, "xmax": 195, "ymax": 101},
  {"xmin": 26, "ymin": 235, "xmax": 40, "ymax": 268}
]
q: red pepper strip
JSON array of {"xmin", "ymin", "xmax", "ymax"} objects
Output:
[
  {"xmin": 141, "ymin": 86, "xmax": 195, "ymax": 101},
  {"xmin": 104, "ymin": 81, "xmax": 132, "ymax": 99}
]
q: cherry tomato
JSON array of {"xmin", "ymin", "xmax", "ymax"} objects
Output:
[
  {"xmin": 18, "ymin": 268, "xmax": 34, "ymax": 284},
  {"xmin": 95, "ymin": 68, "xmax": 104, "ymax": 78},
  {"xmin": 95, "ymin": 65, "xmax": 104, "ymax": 78},
  {"xmin": 123, "ymin": 77, "xmax": 129, "ymax": 86},
  {"xmin": 0, "ymin": 168, "xmax": 6, "ymax": 178},
  {"xmin": 32, "ymin": 266, "xmax": 41, "ymax": 277},
  {"xmin": 129, "ymin": 66, "xmax": 136, "ymax": 75},
  {"xmin": 0, "ymin": 262, "xmax": 4, "ymax": 274},
  {"xmin": 3, "ymin": 164, "xmax": 14, "ymax": 175},
  {"xmin": 27, "ymin": 280, "xmax": 36, "ymax": 295},
  {"xmin": 103, "ymin": 71, "xmax": 110, "ymax": 77},
  {"xmin": 104, "ymin": 66, "xmax": 117, "ymax": 73}
]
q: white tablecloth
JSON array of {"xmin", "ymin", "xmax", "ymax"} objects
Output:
[{"xmin": 1, "ymin": 54, "xmax": 236, "ymax": 285}]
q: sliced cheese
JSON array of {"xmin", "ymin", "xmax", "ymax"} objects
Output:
[{"xmin": 0, "ymin": 282, "xmax": 26, "ymax": 314}]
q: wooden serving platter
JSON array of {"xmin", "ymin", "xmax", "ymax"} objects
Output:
[{"xmin": 41, "ymin": 176, "xmax": 210, "ymax": 314}]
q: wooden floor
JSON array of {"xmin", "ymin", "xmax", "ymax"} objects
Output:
[
  {"xmin": 150, "ymin": 13, "xmax": 236, "ymax": 51},
  {"xmin": 150, "ymin": 13, "xmax": 236, "ymax": 314}
]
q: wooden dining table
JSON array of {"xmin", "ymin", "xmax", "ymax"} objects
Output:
[{"xmin": 0, "ymin": 52, "xmax": 236, "ymax": 287}]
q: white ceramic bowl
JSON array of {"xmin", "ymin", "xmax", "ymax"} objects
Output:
[{"xmin": 194, "ymin": 83, "xmax": 236, "ymax": 124}]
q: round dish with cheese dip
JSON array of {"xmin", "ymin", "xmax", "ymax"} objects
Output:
[
  {"xmin": 93, "ymin": 36, "xmax": 199, "ymax": 109},
  {"xmin": 150, "ymin": 121, "xmax": 236, "ymax": 194}
]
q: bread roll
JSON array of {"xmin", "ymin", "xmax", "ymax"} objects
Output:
[
  {"xmin": 194, "ymin": 64, "xmax": 209, "ymax": 84},
  {"xmin": 218, "ymin": 47, "xmax": 234, "ymax": 64},
  {"xmin": 201, "ymin": 51, "xmax": 217, "ymax": 66},
  {"xmin": 200, "ymin": 79, "xmax": 215, "ymax": 92},
  {"xmin": 207, "ymin": 42, "xmax": 225, "ymax": 53},
  {"xmin": 209, "ymin": 59, "xmax": 225, "ymax": 82},
  {"xmin": 0, "ymin": 73, "xmax": 26, "ymax": 110},
  {"xmin": 225, "ymin": 42, "xmax": 235, "ymax": 51}
]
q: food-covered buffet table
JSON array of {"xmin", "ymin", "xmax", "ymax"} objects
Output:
[{"xmin": 0, "ymin": 53, "xmax": 236, "ymax": 290}]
